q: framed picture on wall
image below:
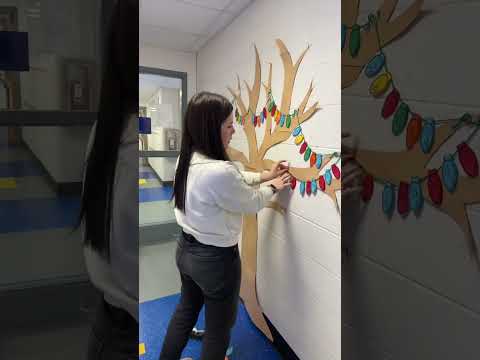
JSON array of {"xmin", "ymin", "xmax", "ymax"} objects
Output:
[{"xmin": 63, "ymin": 59, "xmax": 95, "ymax": 111}]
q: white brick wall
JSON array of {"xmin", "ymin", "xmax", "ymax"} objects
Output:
[
  {"xmin": 342, "ymin": 1, "xmax": 480, "ymax": 358},
  {"xmin": 197, "ymin": 0, "xmax": 341, "ymax": 359}
]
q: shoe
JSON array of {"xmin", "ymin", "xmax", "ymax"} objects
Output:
[
  {"xmin": 190, "ymin": 327, "xmax": 205, "ymax": 340},
  {"xmin": 180, "ymin": 358, "xmax": 193, "ymax": 360}
]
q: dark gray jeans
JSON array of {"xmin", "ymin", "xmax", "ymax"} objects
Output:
[{"xmin": 159, "ymin": 231, "xmax": 241, "ymax": 360}]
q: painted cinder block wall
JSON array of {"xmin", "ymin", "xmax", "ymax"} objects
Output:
[
  {"xmin": 342, "ymin": 1, "xmax": 480, "ymax": 359},
  {"xmin": 197, "ymin": 0, "xmax": 341, "ymax": 359}
]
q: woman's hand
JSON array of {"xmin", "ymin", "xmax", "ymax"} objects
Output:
[
  {"xmin": 261, "ymin": 160, "xmax": 289, "ymax": 182},
  {"xmin": 342, "ymin": 132, "xmax": 364, "ymax": 198},
  {"xmin": 270, "ymin": 172, "xmax": 292, "ymax": 191}
]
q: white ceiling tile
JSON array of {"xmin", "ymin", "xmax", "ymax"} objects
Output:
[
  {"xmin": 201, "ymin": 11, "xmax": 236, "ymax": 46},
  {"xmin": 140, "ymin": 0, "xmax": 252, "ymax": 52},
  {"xmin": 179, "ymin": 0, "xmax": 233, "ymax": 11},
  {"xmin": 192, "ymin": 36, "xmax": 210, "ymax": 52},
  {"xmin": 225, "ymin": 0, "xmax": 254, "ymax": 14},
  {"xmin": 140, "ymin": 24, "xmax": 199, "ymax": 52},
  {"xmin": 141, "ymin": 0, "xmax": 221, "ymax": 35}
]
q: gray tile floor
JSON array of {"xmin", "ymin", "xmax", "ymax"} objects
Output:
[
  {"xmin": 0, "ymin": 282, "xmax": 98, "ymax": 360},
  {"xmin": 140, "ymin": 228, "xmax": 181, "ymax": 303},
  {"xmin": 139, "ymin": 201, "xmax": 176, "ymax": 227},
  {"xmin": 1, "ymin": 145, "xmax": 95, "ymax": 359}
]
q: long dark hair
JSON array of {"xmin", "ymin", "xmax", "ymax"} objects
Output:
[
  {"xmin": 79, "ymin": 0, "xmax": 138, "ymax": 258},
  {"xmin": 174, "ymin": 91, "xmax": 233, "ymax": 212}
]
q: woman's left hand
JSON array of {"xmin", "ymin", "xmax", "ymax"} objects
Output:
[
  {"xmin": 342, "ymin": 132, "xmax": 364, "ymax": 198},
  {"xmin": 262, "ymin": 160, "xmax": 289, "ymax": 182}
]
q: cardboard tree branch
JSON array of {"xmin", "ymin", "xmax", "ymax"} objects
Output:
[
  {"xmin": 262, "ymin": 157, "xmax": 341, "ymax": 209},
  {"xmin": 341, "ymin": 0, "xmax": 424, "ymax": 88},
  {"xmin": 227, "ymin": 49, "xmax": 261, "ymax": 162},
  {"xmin": 258, "ymin": 41, "xmax": 321, "ymax": 160},
  {"xmin": 356, "ymin": 123, "xmax": 480, "ymax": 265},
  {"xmin": 226, "ymin": 40, "xmax": 340, "ymax": 341}
]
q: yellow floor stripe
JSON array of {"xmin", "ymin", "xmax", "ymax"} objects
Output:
[
  {"xmin": 139, "ymin": 179, "xmax": 147, "ymax": 186},
  {"xmin": 0, "ymin": 178, "xmax": 16, "ymax": 189},
  {"xmin": 139, "ymin": 343, "xmax": 146, "ymax": 355}
]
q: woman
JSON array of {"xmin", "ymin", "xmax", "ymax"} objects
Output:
[
  {"xmin": 79, "ymin": 0, "xmax": 138, "ymax": 359},
  {"xmin": 159, "ymin": 91, "xmax": 291, "ymax": 360}
]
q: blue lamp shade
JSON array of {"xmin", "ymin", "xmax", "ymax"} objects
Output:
[
  {"xmin": 0, "ymin": 31, "xmax": 29, "ymax": 71},
  {"xmin": 139, "ymin": 116, "xmax": 151, "ymax": 134}
]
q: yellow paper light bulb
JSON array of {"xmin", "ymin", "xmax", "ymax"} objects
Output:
[
  {"xmin": 294, "ymin": 134, "xmax": 304, "ymax": 145},
  {"xmin": 369, "ymin": 72, "xmax": 392, "ymax": 97}
]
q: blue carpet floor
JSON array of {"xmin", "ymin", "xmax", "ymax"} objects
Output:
[
  {"xmin": 140, "ymin": 293, "xmax": 281, "ymax": 360},
  {"xmin": 139, "ymin": 186, "xmax": 173, "ymax": 203},
  {"xmin": 0, "ymin": 160, "xmax": 44, "ymax": 177},
  {"xmin": 0, "ymin": 197, "xmax": 80, "ymax": 233}
]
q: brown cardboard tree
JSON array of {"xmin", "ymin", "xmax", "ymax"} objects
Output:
[
  {"xmin": 227, "ymin": 39, "xmax": 341, "ymax": 340},
  {"xmin": 342, "ymin": 0, "xmax": 424, "ymax": 89},
  {"xmin": 342, "ymin": 0, "xmax": 480, "ymax": 265}
]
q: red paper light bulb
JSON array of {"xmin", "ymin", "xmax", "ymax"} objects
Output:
[
  {"xmin": 331, "ymin": 164, "xmax": 341, "ymax": 179},
  {"xmin": 306, "ymin": 181, "xmax": 312, "ymax": 195},
  {"xmin": 318, "ymin": 176, "xmax": 326, "ymax": 191},
  {"xmin": 381, "ymin": 89, "xmax": 400, "ymax": 118},
  {"xmin": 271, "ymin": 104, "xmax": 277, "ymax": 117},
  {"xmin": 300, "ymin": 142, "xmax": 308, "ymax": 154},
  {"xmin": 290, "ymin": 177, "xmax": 297, "ymax": 190},
  {"xmin": 457, "ymin": 142, "xmax": 479, "ymax": 177},
  {"xmin": 427, "ymin": 169, "xmax": 443, "ymax": 205}
]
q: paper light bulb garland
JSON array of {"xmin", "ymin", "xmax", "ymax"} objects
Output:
[
  {"xmin": 427, "ymin": 169, "xmax": 443, "ymax": 206},
  {"xmin": 457, "ymin": 142, "xmax": 479, "ymax": 177},
  {"xmin": 392, "ymin": 103, "xmax": 409, "ymax": 136},
  {"xmin": 365, "ymin": 53, "xmax": 385, "ymax": 78},
  {"xmin": 442, "ymin": 154, "xmax": 458, "ymax": 193},
  {"xmin": 406, "ymin": 114, "xmax": 422, "ymax": 149},
  {"xmin": 382, "ymin": 182, "xmax": 395, "ymax": 217},
  {"xmin": 382, "ymin": 89, "xmax": 400, "ymax": 118},
  {"xmin": 233, "ymin": 91, "xmax": 341, "ymax": 199},
  {"xmin": 349, "ymin": 24, "xmax": 361, "ymax": 57},
  {"xmin": 345, "ymin": 14, "xmax": 480, "ymax": 217},
  {"xmin": 409, "ymin": 177, "xmax": 423, "ymax": 213}
]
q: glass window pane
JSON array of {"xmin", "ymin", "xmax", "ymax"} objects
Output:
[
  {"xmin": 139, "ymin": 73, "xmax": 183, "ymax": 167},
  {"xmin": 0, "ymin": 0, "xmax": 101, "ymax": 112},
  {"xmin": 0, "ymin": 125, "xmax": 92, "ymax": 287}
]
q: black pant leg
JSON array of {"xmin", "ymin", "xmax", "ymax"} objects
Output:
[
  {"xmin": 199, "ymin": 249, "xmax": 241, "ymax": 360},
  {"xmin": 159, "ymin": 246, "xmax": 205, "ymax": 360}
]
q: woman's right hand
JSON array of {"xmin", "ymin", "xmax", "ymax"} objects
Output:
[{"xmin": 270, "ymin": 173, "xmax": 292, "ymax": 191}]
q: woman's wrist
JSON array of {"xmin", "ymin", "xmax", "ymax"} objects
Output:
[{"xmin": 260, "ymin": 171, "xmax": 272, "ymax": 183}]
